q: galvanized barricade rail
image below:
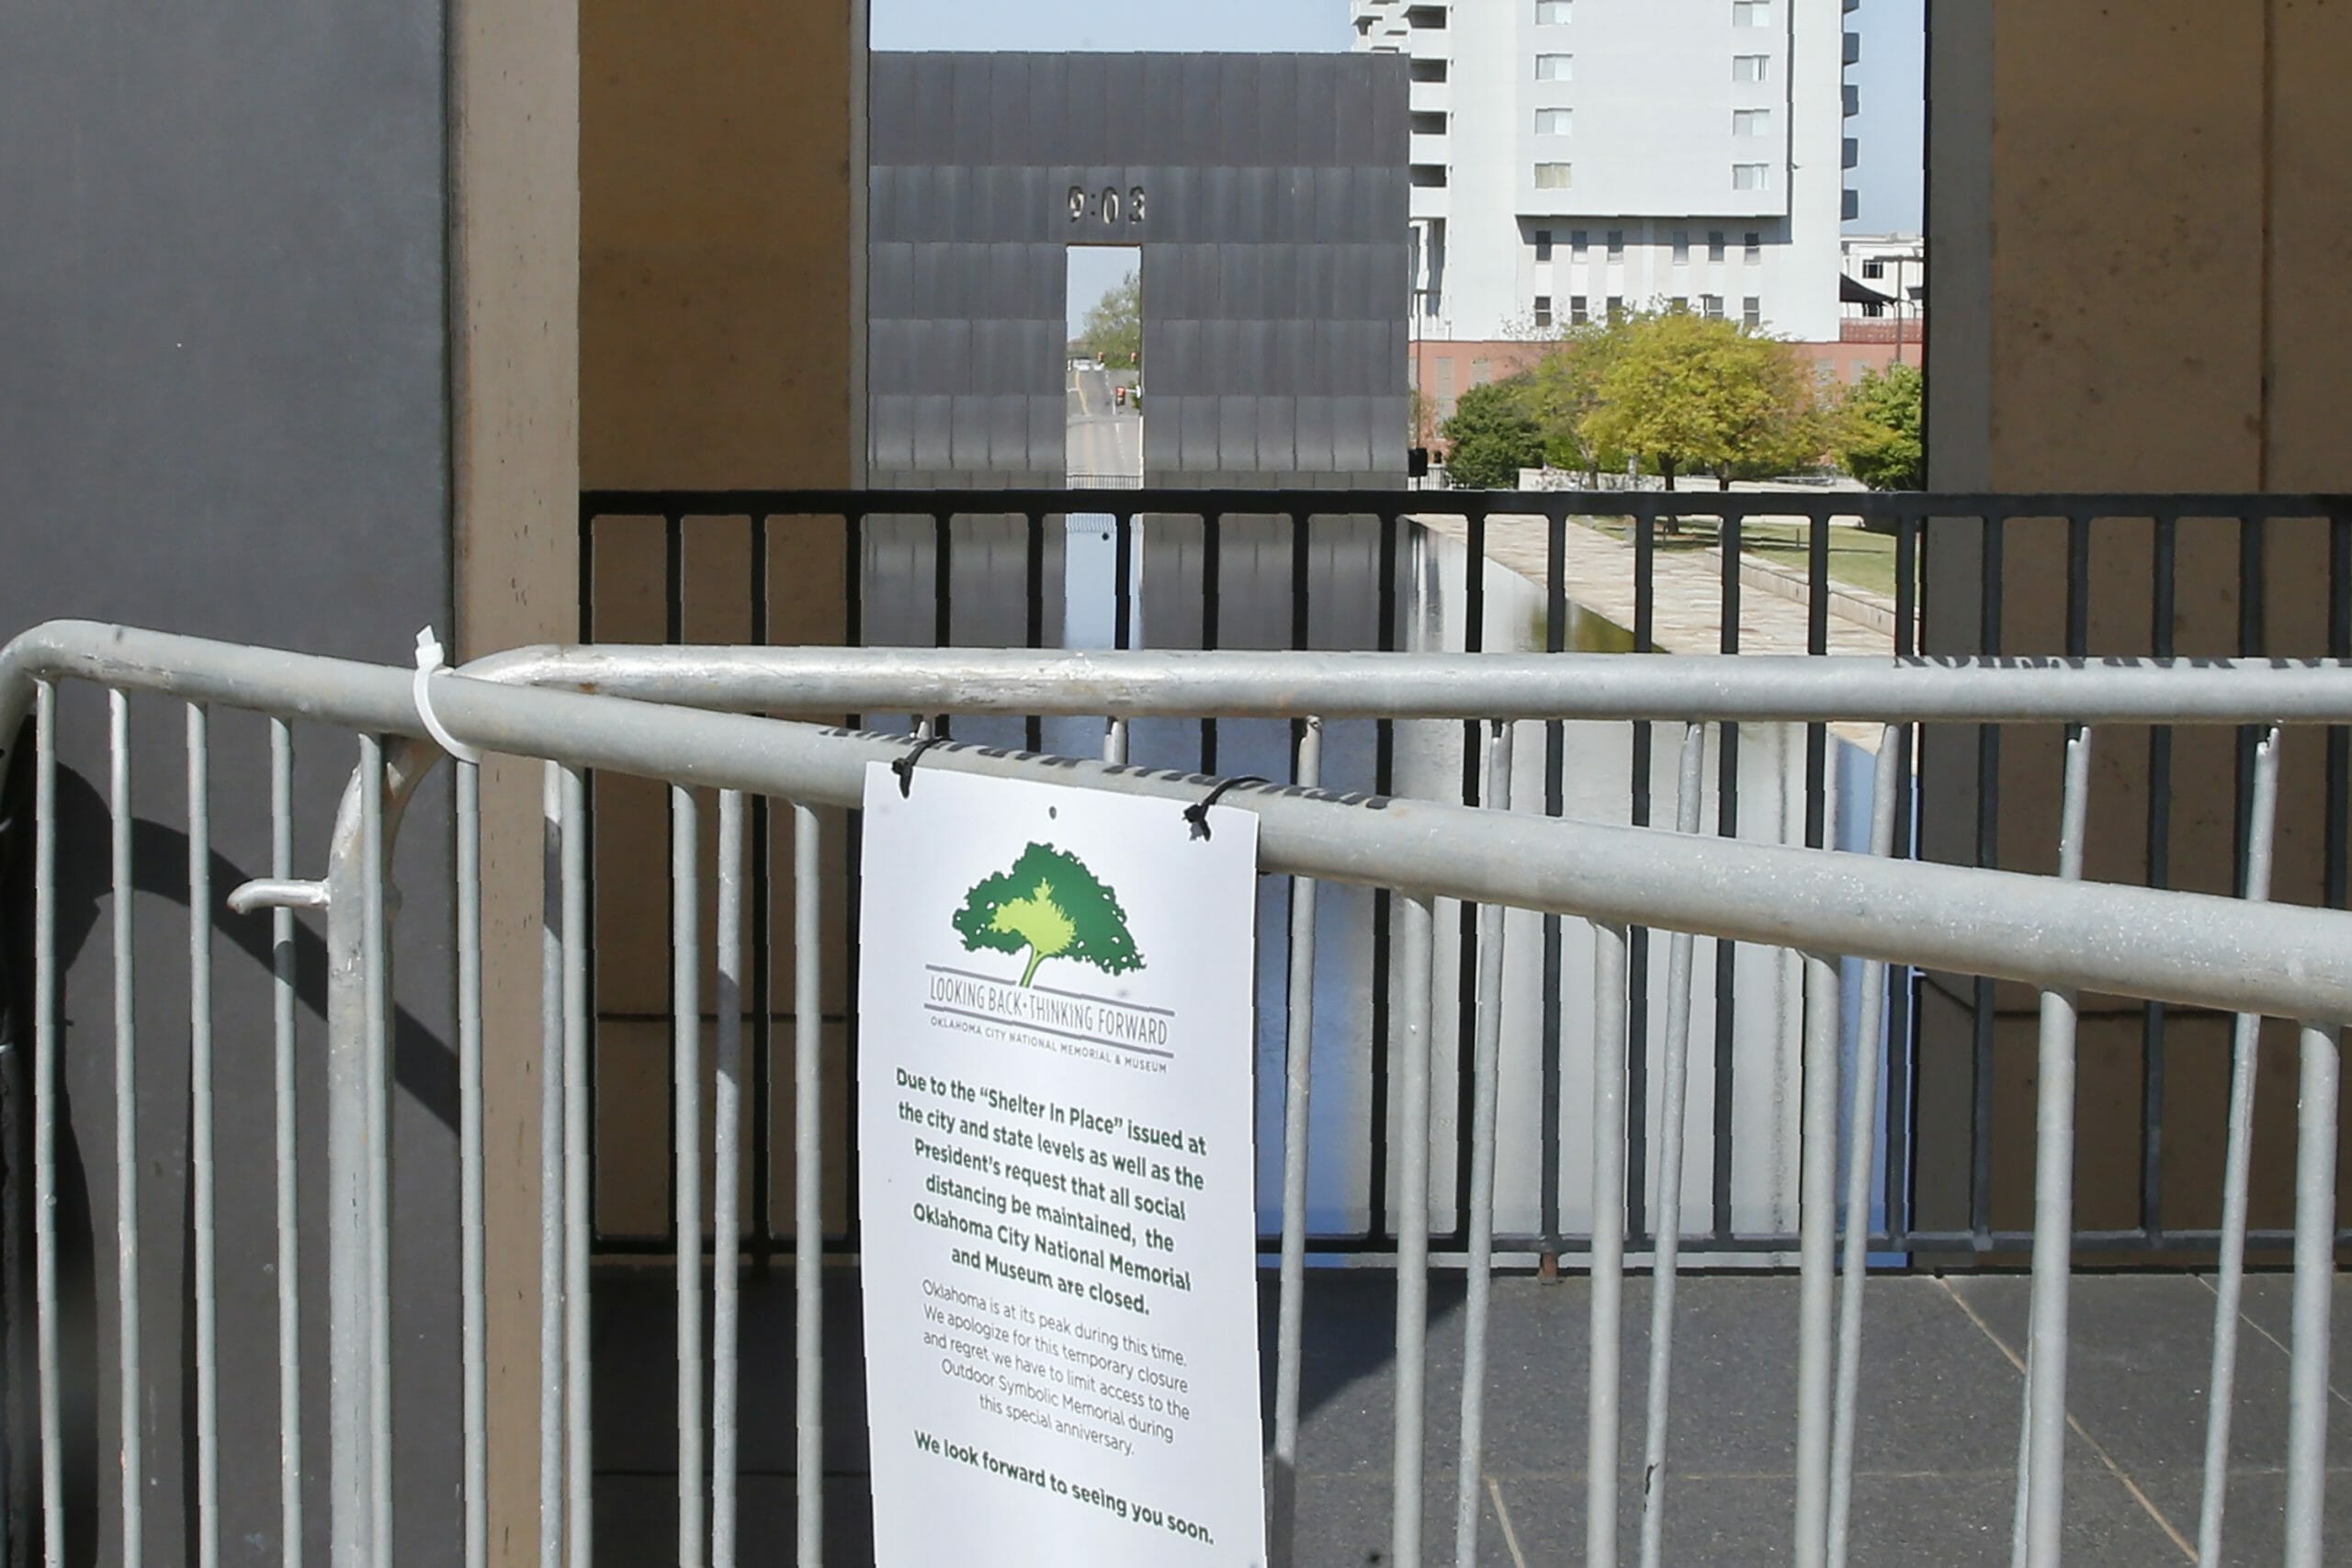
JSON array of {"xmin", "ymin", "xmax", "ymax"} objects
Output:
[{"xmin": 0, "ymin": 619, "xmax": 2346, "ymax": 1567}]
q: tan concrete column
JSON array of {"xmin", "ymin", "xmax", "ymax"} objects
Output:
[
  {"xmin": 1921, "ymin": 1, "xmax": 2352, "ymax": 1257},
  {"xmin": 448, "ymin": 0, "xmax": 581, "ymax": 1556}
]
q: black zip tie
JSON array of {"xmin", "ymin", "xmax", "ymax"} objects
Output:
[
  {"xmin": 892, "ymin": 734, "xmax": 949, "ymax": 797},
  {"xmin": 1184, "ymin": 775, "xmax": 1268, "ymax": 840}
]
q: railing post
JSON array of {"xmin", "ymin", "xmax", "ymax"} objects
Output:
[
  {"xmin": 321, "ymin": 753, "xmax": 379, "ymax": 1568},
  {"xmin": 309, "ymin": 739, "xmax": 432, "ymax": 1568}
]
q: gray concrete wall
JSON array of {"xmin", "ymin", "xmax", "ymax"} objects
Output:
[
  {"xmin": 868, "ymin": 51, "xmax": 1411, "ymax": 489},
  {"xmin": 0, "ymin": 0, "xmax": 462, "ymax": 1556}
]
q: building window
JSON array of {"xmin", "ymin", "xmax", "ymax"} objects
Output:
[
  {"xmin": 1534, "ymin": 53, "xmax": 1573, "ymax": 81},
  {"xmin": 1533, "ymin": 162, "xmax": 1573, "ymax": 189},
  {"xmin": 1534, "ymin": 107, "xmax": 1573, "ymax": 136},
  {"xmin": 1861, "ymin": 258, "xmax": 1885, "ymax": 279},
  {"xmin": 1671, "ymin": 231, "xmax": 1690, "ymax": 265},
  {"xmin": 1606, "ymin": 229, "xmax": 1624, "ymax": 259},
  {"xmin": 1742, "ymin": 296, "xmax": 1761, "ymax": 329},
  {"xmin": 1411, "ymin": 164, "xmax": 1448, "ymax": 187},
  {"xmin": 1671, "ymin": 296, "xmax": 1690, "ymax": 313},
  {"xmin": 1536, "ymin": 0, "xmax": 1573, "ymax": 21},
  {"xmin": 1570, "ymin": 295, "xmax": 1589, "ymax": 325},
  {"xmin": 1844, "ymin": 83, "xmax": 1860, "ymax": 116},
  {"xmin": 1533, "ymin": 295, "xmax": 1554, "ymax": 328},
  {"xmin": 1734, "ymin": 108, "xmax": 1772, "ymax": 137},
  {"xmin": 1702, "ymin": 294, "xmax": 1724, "ymax": 319},
  {"xmin": 1745, "ymin": 231, "xmax": 1763, "ymax": 263},
  {"xmin": 1410, "ymin": 57, "xmax": 1448, "ymax": 82},
  {"xmin": 1570, "ymin": 229, "xmax": 1589, "ymax": 259},
  {"xmin": 1708, "ymin": 231, "xmax": 1726, "ymax": 262},
  {"xmin": 1733, "ymin": 1, "xmax": 1770, "ymax": 26},
  {"xmin": 1733, "ymin": 53, "xmax": 1770, "ymax": 82},
  {"xmin": 1407, "ymin": 5, "xmax": 1447, "ymax": 27},
  {"xmin": 1733, "ymin": 163, "xmax": 1770, "ymax": 191},
  {"xmin": 1410, "ymin": 111, "xmax": 1447, "ymax": 136},
  {"xmin": 1606, "ymin": 295, "xmax": 1624, "ymax": 321},
  {"xmin": 1534, "ymin": 228, "xmax": 1554, "ymax": 261}
]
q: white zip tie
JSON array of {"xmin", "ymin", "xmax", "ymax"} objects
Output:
[{"xmin": 413, "ymin": 626, "xmax": 484, "ymax": 765}]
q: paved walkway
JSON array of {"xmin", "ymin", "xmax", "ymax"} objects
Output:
[
  {"xmin": 1413, "ymin": 512, "xmax": 1898, "ymax": 658},
  {"xmin": 587, "ymin": 1270, "xmax": 2351, "ymax": 1565}
]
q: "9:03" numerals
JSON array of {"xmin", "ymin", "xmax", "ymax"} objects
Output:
[{"xmin": 1068, "ymin": 186, "xmax": 1147, "ymax": 226}]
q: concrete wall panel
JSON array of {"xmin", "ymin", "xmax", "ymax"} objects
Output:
[{"xmin": 868, "ymin": 51, "xmax": 1408, "ymax": 488}]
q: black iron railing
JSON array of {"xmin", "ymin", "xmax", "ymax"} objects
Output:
[{"xmin": 578, "ymin": 488, "xmax": 2352, "ymax": 1268}]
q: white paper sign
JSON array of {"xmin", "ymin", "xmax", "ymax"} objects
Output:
[{"xmin": 856, "ymin": 763, "xmax": 1267, "ymax": 1567}]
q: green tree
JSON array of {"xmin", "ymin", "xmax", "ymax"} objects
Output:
[
  {"xmin": 1579, "ymin": 311, "xmax": 1827, "ymax": 513},
  {"xmin": 1081, "ymin": 272, "xmax": 1142, "ymax": 372},
  {"xmin": 953, "ymin": 842, "xmax": 1142, "ymax": 987},
  {"xmin": 1708, "ymin": 335, "xmax": 1832, "ymax": 488},
  {"xmin": 1440, "ymin": 377, "xmax": 1544, "ymax": 490},
  {"xmin": 1522, "ymin": 314, "xmax": 1637, "ymax": 479},
  {"xmin": 1836, "ymin": 362, "xmax": 1925, "ymax": 490}
]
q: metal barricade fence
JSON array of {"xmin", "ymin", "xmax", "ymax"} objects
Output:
[{"xmin": 0, "ymin": 619, "xmax": 2347, "ymax": 1568}]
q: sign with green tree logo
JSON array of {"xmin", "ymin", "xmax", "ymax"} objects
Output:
[
  {"xmin": 856, "ymin": 764, "xmax": 1265, "ymax": 1568},
  {"xmin": 952, "ymin": 842, "xmax": 1144, "ymax": 987}
]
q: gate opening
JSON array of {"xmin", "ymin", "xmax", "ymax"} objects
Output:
[{"xmin": 1064, "ymin": 244, "xmax": 1141, "ymax": 650}]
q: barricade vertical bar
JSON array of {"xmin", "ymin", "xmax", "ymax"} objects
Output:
[
  {"xmin": 361, "ymin": 735, "xmax": 393, "ymax": 1568},
  {"xmin": 1453, "ymin": 722, "xmax": 1513, "ymax": 1568},
  {"xmin": 713, "ymin": 791, "xmax": 745, "ymax": 1568},
  {"xmin": 1636, "ymin": 722, "xmax": 1708, "ymax": 1568},
  {"xmin": 108, "ymin": 688, "xmax": 143, "ymax": 1566},
  {"xmin": 2019, "ymin": 728, "xmax": 2094, "ymax": 1568},
  {"xmin": 187, "ymin": 702, "xmax": 220, "ymax": 1568},
  {"xmin": 1792, "ymin": 946, "xmax": 1842, "ymax": 1565},
  {"xmin": 1102, "ymin": 718, "xmax": 1129, "ymax": 766},
  {"xmin": 562, "ymin": 765, "xmax": 594, "ymax": 1568},
  {"xmin": 1270, "ymin": 716, "xmax": 1324, "ymax": 1567},
  {"xmin": 1826, "ymin": 730, "xmax": 1904, "ymax": 1568},
  {"xmin": 2282, "ymin": 1021, "xmax": 2339, "ymax": 1568},
  {"xmin": 793, "ymin": 801, "xmax": 826, "ymax": 1568},
  {"xmin": 675, "ymin": 785, "xmax": 708, "ymax": 1568},
  {"xmin": 456, "ymin": 760, "xmax": 487, "ymax": 1568},
  {"xmin": 539, "ymin": 763, "xmax": 568, "ymax": 1568},
  {"xmin": 2196, "ymin": 728, "xmax": 2282, "ymax": 1563},
  {"xmin": 33, "ymin": 681, "xmax": 62, "ymax": 1568},
  {"xmin": 322, "ymin": 742, "xmax": 381, "ymax": 1567},
  {"xmin": 1589, "ymin": 919, "xmax": 1630, "ymax": 1568},
  {"xmin": 1392, "ymin": 895, "xmax": 1436, "ymax": 1568}
]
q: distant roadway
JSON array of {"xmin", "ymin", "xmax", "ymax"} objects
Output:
[{"xmin": 1066, "ymin": 365, "xmax": 1141, "ymax": 485}]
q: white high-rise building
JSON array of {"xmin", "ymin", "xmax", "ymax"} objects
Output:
[{"xmin": 1354, "ymin": 0, "xmax": 1849, "ymax": 344}]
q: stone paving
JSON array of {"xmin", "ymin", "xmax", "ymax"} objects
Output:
[{"xmin": 587, "ymin": 1270, "xmax": 2352, "ymax": 1565}]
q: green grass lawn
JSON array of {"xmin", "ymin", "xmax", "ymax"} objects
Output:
[{"xmin": 1583, "ymin": 515, "xmax": 1908, "ymax": 598}]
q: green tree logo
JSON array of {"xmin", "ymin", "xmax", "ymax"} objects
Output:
[{"xmin": 953, "ymin": 843, "xmax": 1144, "ymax": 987}]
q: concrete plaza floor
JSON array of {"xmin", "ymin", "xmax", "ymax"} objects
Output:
[{"xmin": 588, "ymin": 1269, "xmax": 2350, "ymax": 1564}]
